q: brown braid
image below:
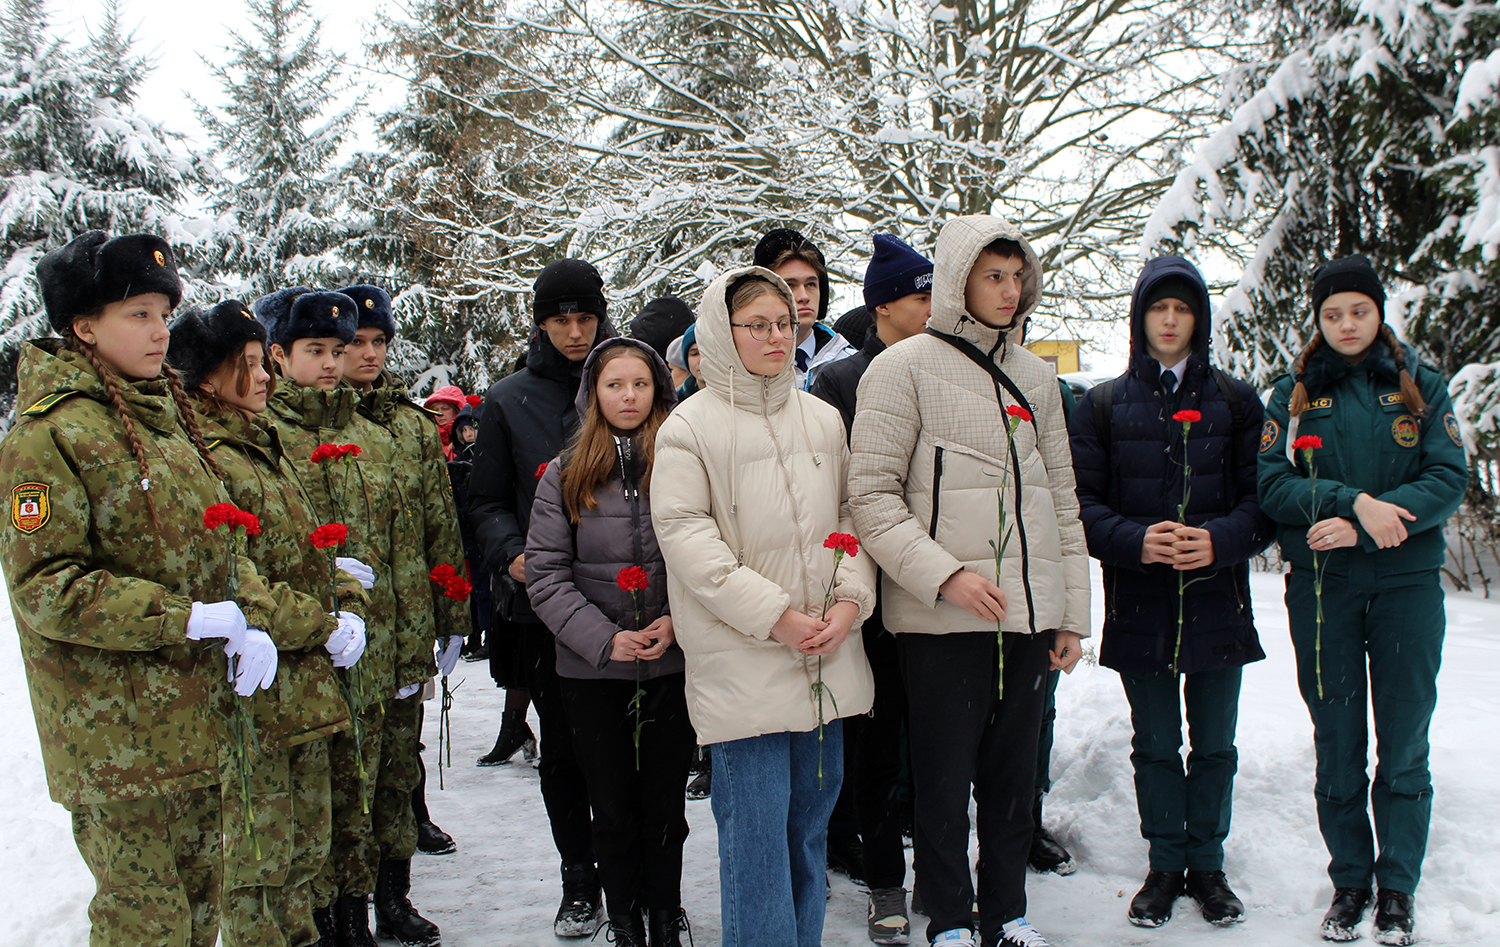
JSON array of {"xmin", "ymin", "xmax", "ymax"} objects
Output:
[
  {"xmin": 66, "ymin": 335, "xmax": 161, "ymax": 528},
  {"xmin": 1287, "ymin": 332, "xmax": 1325, "ymax": 418},
  {"xmin": 1288, "ymin": 324, "xmax": 1427, "ymax": 417},
  {"xmin": 162, "ymin": 364, "xmax": 227, "ymax": 481}
]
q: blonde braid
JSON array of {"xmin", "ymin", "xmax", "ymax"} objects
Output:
[
  {"xmin": 162, "ymin": 364, "xmax": 227, "ymax": 481},
  {"xmin": 1287, "ymin": 332, "xmax": 1326, "ymax": 418}
]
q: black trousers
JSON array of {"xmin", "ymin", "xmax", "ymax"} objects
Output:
[
  {"xmin": 901, "ymin": 631, "xmax": 1050, "ymax": 942},
  {"xmin": 559, "ymin": 673, "xmax": 697, "ymax": 914},
  {"xmin": 517, "ymin": 621, "xmax": 596, "ymax": 868}
]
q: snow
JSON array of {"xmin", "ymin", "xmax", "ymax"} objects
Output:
[
  {"xmin": 6, "ymin": 570, "xmax": 1500, "ymax": 945},
  {"xmin": 1455, "ymin": 50, "xmax": 1500, "ymax": 121}
]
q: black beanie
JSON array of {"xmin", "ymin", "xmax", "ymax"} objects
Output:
[
  {"xmin": 753, "ymin": 227, "xmax": 831, "ymax": 322},
  {"xmin": 629, "ymin": 296, "xmax": 696, "ymax": 360},
  {"xmin": 1142, "ymin": 276, "xmax": 1202, "ymax": 321},
  {"xmin": 1311, "ymin": 255, "xmax": 1385, "ymax": 320},
  {"xmin": 36, "ymin": 230, "xmax": 183, "ymax": 333},
  {"xmin": 168, "ymin": 300, "xmax": 268, "ymax": 391},
  {"xmin": 533, "ymin": 259, "xmax": 607, "ymax": 323},
  {"xmin": 338, "ymin": 284, "xmax": 397, "ymax": 340}
]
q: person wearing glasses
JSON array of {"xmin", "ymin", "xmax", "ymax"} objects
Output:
[{"xmin": 651, "ymin": 266, "xmax": 876, "ymax": 947}]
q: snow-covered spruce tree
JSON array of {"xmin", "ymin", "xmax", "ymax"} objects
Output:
[
  {"xmin": 195, "ymin": 0, "xmax": 363, "ymax": 298},
  {"xmin": 0, "ymin": 0, "xmax": 215, "ymax": 418}
]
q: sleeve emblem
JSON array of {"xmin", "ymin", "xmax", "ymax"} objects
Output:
[
  {"xmin": 1445, "ymin": 412, "xmax": 1464, "ymax": 448},
  {"xmin": 11, "ymin": 482, "xmax": 50, "ymax": 533},
  {"xmin": 1259, "ymin": 419, "xmax": 1279, "ymax": 454}
]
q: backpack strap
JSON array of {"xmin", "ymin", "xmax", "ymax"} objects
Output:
[
  {"xmin": 1207, "ymin": 365, "xmax": 1247, "ymax": 471},
  {"xmin": 923, "ymin": 329, "xmax": 1037, "ymax": 431}
]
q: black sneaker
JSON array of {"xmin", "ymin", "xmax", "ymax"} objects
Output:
[
  {"xmin": 685, "ymin": 769, "xmax": 711, "ymax": 800},
  {"xmin": 554, "ymin": 864, "xmax": 603, "ymax": 938},
  {"xmin": 1185, "ymin": 869, "xmax": 1245, "ymax": 925},
  {"xmin": 1372, "ymin": 889, "xmax": 1415, "ymax": 946},
  {"xmin": 1321, "ymin": 887, "xmax": 1372, "ymax": 941},
  {"xmin": 1128, "ymin": 870, "xmax": 1185, "ymax": 928}
]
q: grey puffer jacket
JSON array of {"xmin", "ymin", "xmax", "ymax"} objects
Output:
[{"xmin": 525, "ymin": 338, "xmax": 682, "ymax": 681}]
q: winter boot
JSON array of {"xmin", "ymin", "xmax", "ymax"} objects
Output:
[
  {"xmin": 335, "ymin": 894, "xmax": 378, "ymax": 947},
  {"xmin": 685, "ymin": 747, "xmax": 711, "ymax": 799},
  {"xmin": 1321, "ymin": 887, "xmax": 1373, "ymax": 942},
  {"xmin": 1185, "ymin": 869, "xmax": 1245, "ymax": 925},
  {"xmin": 1026, "ymin": 791, "xmax": 1076, "ymax": 876},
  {"xmin": 312, "ymin": 903, "xmax": 336, "ymax": 947},
  {"xmin": 1128, "ymin": 870, "xmax": 1185, "ymax": 928},
  {"xmin": 607, "ymin": 911, "xmax": 648, "ymax": 947},
  {"xmin": 416, "ymin": 819, "xmax": 457, "ymax": 855},
  {"xmin": 373, "ymin": 858, "xmax": 441, "ymax": 946},
  {"xmin": 477, "ymin": 709, "xmax": 537, "ymax": 766},
  {"xmin": 647, "ymin": 907, "xmax": 691, "ymax": 947},
  {"xmin": 1373, "ymin": 890, "xmax": 1415, "ymax": 946},
  {"xmin": 554, "ymin": 863, "xmax": 604, "ymax": 937}
]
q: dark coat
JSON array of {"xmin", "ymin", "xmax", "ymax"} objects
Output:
[
  {"xmin": 468, "ymin": 319, "xmax": 615, "ymax": 623},
  {"xmin": 1069, "ymin": 256, "xmax": 1274, "ymax": 675},
  {"xmin": 810, "ymin": 326, "xmax": 885, "ymax": 442},
  {"xmin": 525, "ymin": 340, "xmax": 682, "ymax": 680}
]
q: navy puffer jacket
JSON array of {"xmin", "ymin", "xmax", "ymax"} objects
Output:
[{"xmin": 1069, "ymin": 256, "xmax": 1274, "ymax": 675}]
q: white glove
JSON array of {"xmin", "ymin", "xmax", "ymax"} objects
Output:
[
  {"xmin": 335, "ymin": 557, "xmax": 376, "ymax": 590},
  {"xmin": 227, "ymin": 628, "xmax": 278, "ymax": 697},
  {"xmin": 437, "ymin": 636, "xmax": 463, "ymax": 676},
  {"xmin": 325, "ymin": 612, "xmax": 366, "ymax": 669},
  {"xmin": 396, "ymin": 683, "xmax": 421, "ymax": 699},
  {"xmin": 186, "ymin": 600, "xmax": 249, "ymax": 643}
]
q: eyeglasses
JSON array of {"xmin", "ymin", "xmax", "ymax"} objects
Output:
[{"xmin": 730, "ymin": 320, "xmax": 797, "ymax": 341}]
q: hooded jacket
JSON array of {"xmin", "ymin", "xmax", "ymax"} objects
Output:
[
  {"xmin": 847, "ymin": 215, "xmax": 1090, "ymax": 638},
  {"xmin": 1068, "ymin": 257, "xmax": 1273, "ymax": 674},
  {"xmin": 0, "ymin": 340, "xmax": 277, "ymax": 807},
  {"xmin": 650, "ymin": 266, "xmax": 876, "ymax": 744},
  {"xmin": 526, "ymin": 338, "xmax": 684, "ymax": 681},
  {"xmin": 468, "ymin": 315, "xmax": 616, "ymax": 623}
]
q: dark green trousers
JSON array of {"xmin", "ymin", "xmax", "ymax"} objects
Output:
[
  {"xmin": 1286, "ymin": 570, "xmax": 1444, "ymax": 894},
  {"xmin": 1119, "ymin": 666, "xmax": 1242, "ymax": 871}
]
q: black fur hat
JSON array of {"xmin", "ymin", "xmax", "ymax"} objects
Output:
[
  {"xmin": 255, "ymin": 289, "xmax": 358, "ymax": 347},
  {"xmin": 252, "ymin": 287, "xmax": 311, "ymax": 345},
  {"xmin": 338, "ymin": 284, "xmax": 397, "ymax": 340},
  {"xmin": 36, "ymin": 230, "xmax": 184, "ymax": 333},
  {"xmin": 168, "ymin": 299, "xmax": 268, "ymax": 391}
]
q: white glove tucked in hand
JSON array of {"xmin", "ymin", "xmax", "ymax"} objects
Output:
[
  {"xmin": 335, "ymin": 557, "xmax": 376, "ymax": 590},
  {"xmin": 395, "ymin": 683, "xmax": 422, "ymax": 700},
  {"xmin": 437, "ymin": 636, "xmax": 463, "ymax": 676},
  {"xmin": 228, "ymin": 628, "xmax": 279, "ymax": 697},
  {"xmin": 186, "ymin": 600, "xmax": 249, "ymax": 643},
  {"xmin": 324, "ymin": 612, "xmax": 366, "ymax": 669}
]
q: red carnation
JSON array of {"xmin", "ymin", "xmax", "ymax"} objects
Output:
[
  {"xmin": 466, "ymin": 394, "xmax": 482, "ymax": 407},
  {"xmin": 535, "ymin": 462, "xmax": 549, "ymax": 481},
  {"xmin": 1173, "ymin": 410, "xmax": 1202, "ymax": 424},
  {"xmin": 1292, "ymin": 435, "xmax": 1323, "ymax": 452},
  {"xmin": 616, "ymin": 566, "xmax": 650, "ymax": 592},
  {"xmin": 233, "ymin": 510, "xmax": 262, "ymax": 535},
  {"xmin": 430, "ymin": 563, "xmax": 457, "ymax": 584},
  {"xmin": 204, "ymin": 502, "xmax": 239, "ymax": 530},
  {"xmin": 312, "ymin": 443, "xmax": 362, "ymax": 464},
  {"xmin": 309, "ymin": 523, "xmax": 349, "ymax": 549},
  {"xmin": 1006, "ymin": 405, "xmax": 1033, "ymax": 423},
  {"xmin": 823, "ymin": 532, "xmax": 859, "ymax": 558},
  {"xmin": 444, "ymin": 576, "xmax": 473, "ymax": 600}
]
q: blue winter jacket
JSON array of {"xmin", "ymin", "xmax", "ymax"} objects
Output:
[{"xmin": 1068, "ymin": 256, "xmax": 1274, "ymax": 675}]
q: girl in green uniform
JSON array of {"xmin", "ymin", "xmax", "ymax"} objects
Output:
[
  {"xmin": 1258, "ymin": 256, "xmax": 1469, "ymax": 946},
  {"xmin": 0, "ymin": 231, "xmax": 280, "ymax": 947}
]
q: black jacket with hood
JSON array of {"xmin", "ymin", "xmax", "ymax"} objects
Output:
[{"xmin": 1068, "ymin": 256, "xmax": 1274, "ymax": 675}]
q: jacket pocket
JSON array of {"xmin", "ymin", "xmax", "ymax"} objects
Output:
[{"xmin": 928, "ymin": 446, "xmax": 945, "ymax": 540}]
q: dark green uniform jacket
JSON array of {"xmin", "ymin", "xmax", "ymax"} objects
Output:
[
  {"xmin": 0, "ymin": 340, "xmax": 276, "ymax": 808},
  {"xmin": 1258, "ymin": 339, "xmax": 1469, "ymax": 589}
]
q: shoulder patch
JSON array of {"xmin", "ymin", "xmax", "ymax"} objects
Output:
[
  {"xmin": 1259, "ymin": 418, "xmax": 1279, "ymax": 454},
  {"xmin": 1444, "ymin": 412, "xmax": 1463, "ymax": 448},
  {"xmin": 1379, "ymin": 392, "xmax": 1405, "ymax": 406},
  {"xmin": 11, "ymin": 482, "xmax": 50, "ymax": 533},
  {"xmin": 21, "ymin": 391, "xmax": 77, "ymax": 417},
  {"xmin": 1391, "ymin": 414, "xmax": 1419, "ymax": 449},
  {"xmin": 1308, "ymin": 397, "xmax": 1333, "ymax": 409}
]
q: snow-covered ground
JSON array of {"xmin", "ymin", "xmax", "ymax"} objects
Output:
[{"xmin": 5, "ymin": 570, "xmax": 1500, "ymax": 946}]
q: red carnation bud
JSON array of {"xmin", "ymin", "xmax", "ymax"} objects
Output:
[
  {"xmin": 204, "ymin": 502, "xmax": 238, "ymax": 530},
  {"xmin": 823, "ymin": 532, "xmax": 859, "ymax": 558},
  {"xmin": 445, "ymin": 576, "xmax": 473, "ymax": 600},
  {"xmin": 1172, "ymin": 410, "xmax": 1202, "ymax": 424},
  {"xmin": 616, "ymin": 566, "xmax": 650, "ymax": 592},
  {"xmin": 1005, "ymin": 405, "xmax": 1033, "ymax": 423},
  {"xmin": 430, "ymin": 563, "xmax": 457, "ymax": 584},
  {"xmin": 1292, "ymin": 435, "xmax": 1323, "ymax": 452},
  {"xmin": 466, "ymin": 394, "xmax": 482, "ymax": 407},
  {"xmin": 309, "ymin": 523, "xmax": 349, "ymax": 549}
]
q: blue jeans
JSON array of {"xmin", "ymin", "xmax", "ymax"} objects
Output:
[{"xmin": 711, "ymin": 723, "xmax": 844, "ymax": 947}]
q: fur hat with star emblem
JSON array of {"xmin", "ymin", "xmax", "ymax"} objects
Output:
[
  {"xmin": 337, "ymin": 284, "xmax": 397, "ymax": 340},
  {"xmin": 35, "ymin": 230, "xmax": 184, "ymax": 333}
]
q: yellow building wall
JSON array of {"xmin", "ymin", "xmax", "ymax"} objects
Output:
[{"xmin": 1025, "ymin": 340, "xmax": 1080, "ymax": 374}]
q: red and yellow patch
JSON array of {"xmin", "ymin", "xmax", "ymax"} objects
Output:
[
  {"xmin": 1259, "ymin": 419, "xmax": 1280, "ymax": 454},
  {"xmin": 1391, "ymin": 414, "xmax": 1419, "ymax": 449},
  {"xmin": 11, "ymin": 482, "xmax": 50, "ymax": 533}
]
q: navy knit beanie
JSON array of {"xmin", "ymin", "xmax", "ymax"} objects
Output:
[
  {"xmin": 1311, "ymin": 255, "xmax": 1385, "ymax": 320},
  {"xmin": 863, "ymin": 234, "xmax": 934, "ymax": 311}
]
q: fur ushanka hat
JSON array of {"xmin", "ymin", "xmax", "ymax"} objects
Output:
[
  {"xmin": 167, "ymin": 299, "xmax": 268, "ymax": 391},
  {"xmin": 254, "ymin": 288, "xmax": 358, "ymax": 348},
  {"xmin": 36, "ymin": 230, "xmax": 184, "ymax": 333},
  {"xmin": 338, "ymin": 284, "xmax": 397, "ymax": 340}
]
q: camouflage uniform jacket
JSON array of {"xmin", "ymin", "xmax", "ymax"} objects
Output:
[
  {"xmin": 266, "ymin": 383, "xmax": 406, "ymax": 691},
  {"xmin": 357, "ymin": 372, "xmax": 472, "ymax": 685},
  {"xmin": 0, "ymin": 340, "xmax": 276, "ymax": 808},
  {"xmin": 199, "ymin": 407, "xmax": 364, "ymax": 749}
]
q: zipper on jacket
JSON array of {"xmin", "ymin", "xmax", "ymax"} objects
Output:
[
  {"xmin": 1005, "ymin": 437, "xmax": 1039, "ymax": 635},
  {"xmin": 929, "ymin": 446, "xmax": 945, "ymax": 540},
  {"xmin": 760, "ymin": 377, "xmax": 812, "ymax": 612}
]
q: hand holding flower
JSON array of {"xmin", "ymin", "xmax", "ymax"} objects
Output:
[{"xmin": 800, "ymin": 600, "xmax": 858, "ymax": 655}]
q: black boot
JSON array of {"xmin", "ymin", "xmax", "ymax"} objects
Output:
[
  {"xmin": 554, "ymin": 863, "xmax": 603, "ymax": 937},
  {"xmin": 1185, "ymin": 869, "xmax": 1245, "ymax": 925},
  {"xmin": 1373, "ymin": 889, "xmax": 1415, "ymax": 946},
  {"xmin": 1321, "ymin": 887, "xmax": 1373, "ymax": 942},
  {"xmin": 416, "ymin": 819, "xmax": 456, "ymax": 855},
  {"xmin": 607, "ymin": 911, "xmax": 648, "ymax": 947},
  {"xmin": 477, "ymin": 709, "xmax": 537, "ymax": 766},
  {"xmin": 374, "ymin": 858, "xmax": 441, "ymax": 946},
  {"xmin": 648, "ymin": 908, "xmax": 691, "ymax": 947},
  {"xmin": 312, "ymin": 903, "xmax": 336, "ymax": 947},
  {"xmin": 1027, "ymin": 790, "xmax": 1076, "ymax": 876},
  {"xmin": 335, "ymin": 894, "xmax": 378, "ymax": 947},
  {"xmin": 1128, "ymin": 870, "xmax": 1185, "ymax": 928}
]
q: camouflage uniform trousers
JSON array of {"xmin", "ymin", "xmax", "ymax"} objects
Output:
[
  {"xmin": 312, "ymin": 704, "xmax": 384, "ymax": 905},
  {"xmin": 219, "ymin": 737, "xmax": 332, "ymax": 947},
  {"xmin": 374, "ymin": 692, "xmax": 422, "ymax": 861},
  {"xmin": 70, "ymin": 784, "xmax": 221, "ymax": 947}
]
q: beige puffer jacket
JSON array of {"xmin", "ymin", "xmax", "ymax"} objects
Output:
[
  {"xmin": 651, "ymin": 265, "xmax": 876, "ymax": 745},
  {"xmin": 848, "ymin": 215, "xmax": 1090, "ymax": 637}
]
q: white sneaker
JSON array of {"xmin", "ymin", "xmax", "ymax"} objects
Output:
[
  {"xmin": 931, "ymin": 930, "xmax": 976, "ymax": 946},
  {"xmin": 998, "ymin": 917, "xmax": 1051, "ymax": 947}
]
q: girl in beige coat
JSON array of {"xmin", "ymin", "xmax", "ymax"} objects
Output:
[{"xmin": 651, "ymin": 266, "xmax": 875, "ymax": 947}]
